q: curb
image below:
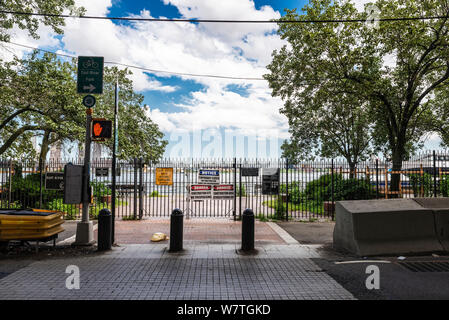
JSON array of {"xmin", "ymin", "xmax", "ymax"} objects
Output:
[{"xmin": 266, "ymin": 222, "xmax": 300, "ymax": 245}]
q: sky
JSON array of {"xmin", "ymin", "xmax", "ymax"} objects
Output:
[{"xmin": 0, "ymin": 0, "xmax": 443, "ymax": 159}]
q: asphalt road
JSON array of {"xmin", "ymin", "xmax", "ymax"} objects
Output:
[{"xmin": 277, "ymin": 221, "xmax": 449, "ymax": 300}]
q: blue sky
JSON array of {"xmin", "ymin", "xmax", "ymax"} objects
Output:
[{"xmin": 1, "ymin": 0, "xmax": 443, "ymax": 159}]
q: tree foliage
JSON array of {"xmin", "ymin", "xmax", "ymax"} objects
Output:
[
  {"xmin": 265, "ymin": 0, "xmax": 449, "ymax": 193},
  {"xmin": 0, "ymin": 0, "xmax": 84, "ymax": 42},
  {"xmin": 0, "ymin": 52, "xmax": 167, "ymax": 162}
]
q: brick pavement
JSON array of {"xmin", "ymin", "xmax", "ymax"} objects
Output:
[
  {"xmin": 103, "ymin": 218, "xmax": 285, "ymax": 245},
  {"xmin": 0, "ymin": 243, "xmax": 355, "ymax": 300}
]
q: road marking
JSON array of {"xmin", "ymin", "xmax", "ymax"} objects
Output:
[
  {"xmin": 266, "ymin": 222, "xmax": 300, "ymax": 245},
  {"xmin": 335, "ymin": 260, "xmax": 391, "ymax": 265}
]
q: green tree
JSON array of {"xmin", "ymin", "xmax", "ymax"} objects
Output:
[
  {"xmin": 0, "ymin": 52, "xmax": 167, "ymax": 164},
  {"xmin": 0, "ymin": 0, "xmax": 84, "ymax": 42},
  {"xmin": 265, "ymin": 0, "xmax": 449, "ymax": 195}
]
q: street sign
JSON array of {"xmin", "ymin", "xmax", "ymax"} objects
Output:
[
  {"xmin": 189, "ymin": 184, "xmax": 212, "ymax": 200},
  {"xmin": 156, "ymin": 168, "xmax": 173, "ymax": 186},
  {"xmin": 262, "ymin": 168, "xmax": 280, "ymax": 195},
  {"xmin": 77, "ymin": 56, "xmax": 104, "ymax": 94},
  {"xmin": 91, "ymin": 119, "xmax": 112, "ymax": 140},
  {"xmin": 83, "ymin": 95, "xmax": 96, "ymax": 108},
  {"xmin": 45, "ymin": 172, "xmax": 64, "ymax": 190},
  {"xmin": 241, "ymin": 167, "xmax": 259, "ymax": 177},
  {"xmin": 198, "ymin": 169, "xmax": 220, "ymax": 184},
  {"xmin": 95, "ymin": 167, "xmax": 109, "ymax": 177},
  {"xmin": 213, "ymin": 184, "xmax": 234, "ymax": 200}
]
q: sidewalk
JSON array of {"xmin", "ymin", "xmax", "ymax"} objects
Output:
[{"xmin": 0, "ymin": 243, "xmax": 355, "ymax": 300}]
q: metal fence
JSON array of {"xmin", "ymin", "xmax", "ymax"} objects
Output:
[{"xmin": 1, "ymin": 152, "xmax": 449, "ymax": 221}]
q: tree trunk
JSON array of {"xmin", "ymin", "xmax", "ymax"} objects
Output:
[
  {"xmin": 348, "ymin": 161, "xmax": 356, "ymax": 179},
  {"xmin": 38, "ymin": 131, "xmax": 51, "ymax": 173}
]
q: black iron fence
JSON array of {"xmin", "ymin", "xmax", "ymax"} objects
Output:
[{"xmin": 1, "ymin": 152, "xmax": 449, "ymax": 221}]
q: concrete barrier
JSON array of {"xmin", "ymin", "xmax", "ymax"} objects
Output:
[
  {"xmin": 413, "ymin": 198, "xmax": 449, "ymax": 252},
  {"xmin": 333, "ymin": 199, "xmax": 445, "ymax": 256}
]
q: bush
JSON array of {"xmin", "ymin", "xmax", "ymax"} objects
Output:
[
  {"xmin": 333, "ymin": 178, "xmax": 376, "ymax": 201},
  {"xmin": 304, "ymin": 174, "xmax": 343, "ymax": 202},
  {"xmin": 236, "ymin": 184, "xmax": 247, "ymax": 196},
  {"xmin": 273, "ymin": 197, "xmax": 286, "ymax": 220},
  {"xmin": 10, "ymin": 171, "xmax": 61, "ymax": 208},
  {"xmin": 441, "ymin": 176, "xmax": 449, "ymax": 197},
  {"xmin": 46, "ymin": 198, "xmax": 78, "ymax": 220},
  {"xmin": 91, "ymin": 181, "xmax": 112, "ymax": 203},
  {"xmin": 409, "ymin": 173, "xmax": 433, "ymax": 197}
]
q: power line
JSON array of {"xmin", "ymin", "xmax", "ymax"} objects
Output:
[
  {"xmin": 2, "ymin": 41, "xmax": 266, "ymax": 81},
  {"xmin": 0, "ymin": 10, "xmax": 448, "ymax": 24}
]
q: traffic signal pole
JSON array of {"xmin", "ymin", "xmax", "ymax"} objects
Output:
[
  {"xmin": 74, "ymin": 107, "xmax": 94, "ymax": 246},
  {"xmin": 111, "ymin": 80, "xmax": 119, "ymax": 244}
]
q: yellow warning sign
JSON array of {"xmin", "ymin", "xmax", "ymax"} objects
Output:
[{"xmin": 155, "ymin": 168, "xmax": 173, "ymax": 186}]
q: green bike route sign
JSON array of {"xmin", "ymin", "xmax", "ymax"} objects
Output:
[{"xmin": 77, "ymin": 56, "xmax": 104, "ymax": 94}]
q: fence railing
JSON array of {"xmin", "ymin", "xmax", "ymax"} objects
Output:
[{"xmin": 1, "ymin": 152, "xmax": 449, "ymax": 221}]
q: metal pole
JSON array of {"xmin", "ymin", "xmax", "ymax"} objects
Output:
[
  {"xmin": 133, "ymin": 157, "xmax": 138, "ymax": 219},
  {"xmin": 376, "ymin": 159, "xmax": 379, "ymax": 199},
  {"xmin": 233, "ymin": 157, "xmax": 236, "ymax": 221},
  {"xmin": 433, "ymin": 150, "xmax": 437, "ymax": 197},
  {"xmin": 139, "ymin": 158, "xmax": 144, "ymax": 219},
  {"xmin": 285, "ymin": 158, "xmax": 289, "ymax": 222},
  {"xmin": 74, "ymin": 107, "xmax": 94, "ymax": 245},
  {"xmin": 239, "ymin": 162, "xmax": 242, "ymax": 220},
  {"xmin": 111, "ymin": 80, "xmax": 118, "ymax": 244},
  {"xmin": 331, "ymin": 159, "xmax": 334, "ymax": 220}
]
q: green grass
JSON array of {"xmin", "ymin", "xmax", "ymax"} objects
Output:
[{"xmin": 262, "ymin": 199, "xmax": 324, "ymax": 215}]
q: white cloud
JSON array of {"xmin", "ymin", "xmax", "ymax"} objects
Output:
[{"xmin": 3, "ymin": 0, "xmax": 290, "ymax": 141}]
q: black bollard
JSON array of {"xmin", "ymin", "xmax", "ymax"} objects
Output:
[
  {"xmin": 98, "ymin": 208, "xmax": 112, "ymax": 251},
  {"xmin": 241, "ymin": 208, "xmax": 255, "ymax": 251},
  {"xmin": 169, "ymin": 208, "xmax": 184, "ymax": 252}
]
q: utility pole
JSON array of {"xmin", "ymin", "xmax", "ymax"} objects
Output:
[
  {"xmin": 74, "ymin": 56, "xmax": 104, "ymax": 246},
  {"xmin": 111, "ymin": 80, "xmax": 119, "ymax": 244},
  {"xmin": 74, "ymin": 106, "xmax": 94, "ymax": 245}
]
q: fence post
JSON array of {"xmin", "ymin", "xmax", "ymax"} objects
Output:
[
  {"xmin": 285, "ymin": 158, "xmax": 289, "ymax": 222},
  {"xmin": 139, "ymin": 157, "xmax": 144, "ymax": 219},
  {"xmin": 376, "ymin": 159, "xmax": 379, "ymax": 199},
  {"xmin": 331, "ymin": 159, "xmax": 334, "ymax": 220},
  {"xmin": 433, "ymin": 150, "xmax": 437, "ymax": 197},
  {"xmin": 233, "ymin": 157, "xmax": 237, "ymax": 221},
  {"xmin": 385, "ymin": 164, "xmax": 388, "ymax": 199},
  {"xmin": 239, "ymin": 162, "xmax": 242, "ymax": 220},
  {"xmin": 420, "ymin": 164, "xmax": 424, "ymax": 197},
  {"xmin": 8, "ymin": 160, "xmax": 12, "ymax": 208},
  {"xmin": 39, "ymin": 158, "xmax": 43, "ymax": 209},
  {"xmin": 133, "ymin": 157, "xmax": 138, "ymax": 220}
]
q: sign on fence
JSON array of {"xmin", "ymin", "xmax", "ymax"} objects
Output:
[
  {"xmin": 198, "ymin": 169, "xmax": 220, "ymax": 184},
  {"xmin": 156, "ymin": 168, "xmax": 173, "ymax": 186},
  {"xmin": 95, "ymin": 167, "xmax": 109, "ymax": 177},
  {"xmin": 45, "ymin": 172, "xmax": 65, "ymax": 190},
  {"xmin": 189, "ymin": 184, "xmax": 212, "ymax": 199},
  {"xmin": 213, "ymin": 184, "xmax": 234, "ymax": 199},
  {"xmin": 262, "ymin": 168, "xmax": 280, "ymax": 195},
  {"xmin": 241, "ymin": 167, "xmax": 259, "ymax": 177}
]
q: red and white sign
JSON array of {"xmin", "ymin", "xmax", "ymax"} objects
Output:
[
  {"xmin": 189, "ymin": 184, "xmax": 212, "ymax": 199},
  {"xmin": 213, "ymin": 184, "xmax": 234, "ymax": 199}
]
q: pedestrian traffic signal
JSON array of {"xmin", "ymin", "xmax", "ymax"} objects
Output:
[{"xmin": 91, "ymin": 119, "xmax": 112, "ymax": 140}]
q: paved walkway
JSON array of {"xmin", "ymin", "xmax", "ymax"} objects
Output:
[
  {"xmin": 0, "ymin": 243, "xmax": 354, "ymax": 300},
  {"xmin": 107, "ymin": 218, "xmax": 285, "ymax": 245}
]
